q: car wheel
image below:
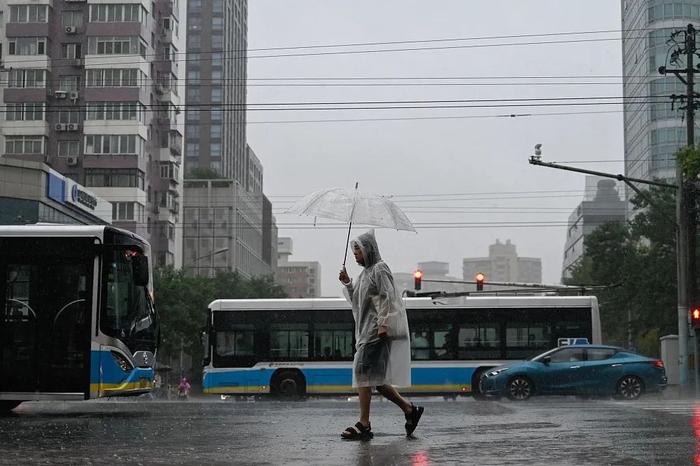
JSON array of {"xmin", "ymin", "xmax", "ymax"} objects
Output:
[
  {"xmin": 615, "ymin": 375, "xmax": 644, "ymax": 400},
  {"xmin": 472, "ymin": 369, "xmax": 489, "ymax": 400},
  {"xmin": 506, "ymin": 376, "xmax": 533, "ymax": 401}
]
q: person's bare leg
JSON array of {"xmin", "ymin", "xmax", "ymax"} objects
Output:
[
  {"xmin": 358, "ymin": 387, "xmax": 372, "ymax": 426},
  {"xmin": 376, "ymin": 384, "xmax": 412, "ymax": 414}
]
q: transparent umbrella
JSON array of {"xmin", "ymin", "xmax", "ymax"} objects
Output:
[{"xmin": 288, "ymin": 183, "xmax": 416, "ymax": 266}]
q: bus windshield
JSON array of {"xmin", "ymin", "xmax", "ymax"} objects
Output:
[{"xmin": 102, "ymin": 248, "xmax": 156, "ymax": 353}]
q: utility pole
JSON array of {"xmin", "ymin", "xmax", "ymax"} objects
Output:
[{"xmin": 659, "ymin": 23, "xmax": 696, "ymax": 392}]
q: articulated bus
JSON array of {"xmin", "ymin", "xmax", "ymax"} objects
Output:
[
  {"xmin": 202, "ymin": 296, "xmax": 601, "ymax": 398},
  {"xmin": 0, "ymin": 225, "xmax": 158, "ymax": 412}
]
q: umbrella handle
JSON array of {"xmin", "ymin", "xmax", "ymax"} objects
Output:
[
  {"xmin": 343, "ymin": 220, "xmax": 353, "ymax": 267},
  {"xmin": 343, "ymin": 182, "xmax": 359, "ymax": 267}
]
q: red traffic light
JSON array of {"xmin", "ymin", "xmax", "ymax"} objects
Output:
[
  {"xmin": 414, "ymin": 269, "xmax": 423, "ymax": 290},
  {"xmin": 476, "ymin": 272, "xmax": 485, "ymax": 291},
  {"xmin": 693, "ymin": 308, "xmax": 700, "ymax": 320}
]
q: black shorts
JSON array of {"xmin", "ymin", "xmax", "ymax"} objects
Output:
[{"xmin": 355, "ymin": 339, "xmax": 390, "ymax": 382}]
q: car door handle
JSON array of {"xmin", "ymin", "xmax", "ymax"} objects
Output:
[
  {"xmin": 570, "ymin": 365, "xmax": 581, "ymax": 369},
  {"xmin": 611, "ymin": 364, "xmax": 622, "ymax": 367}
]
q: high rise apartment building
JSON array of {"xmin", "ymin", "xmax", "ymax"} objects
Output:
[
  {"xmin": 184, "ymin": 0, "xmax": 246, "ymax": 178},
  {"xmin": 463, "ymin": 239, "xmax": 542, "ymax": 285},
  {"xmin": 0, "ymin": 0, "xmax": 186, "ymax": 266},
  {"xmin": 622, "ymin": 1, "xmax": 700, "ymax": 184}
]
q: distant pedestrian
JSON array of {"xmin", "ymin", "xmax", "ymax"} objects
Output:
[
  {"xmin": 338, "ymin": 230, "xmax": 423, "ymax": 440},
  {"xmin": 178, "ymin": 377, "xmax": 191, "ymax": 400}
]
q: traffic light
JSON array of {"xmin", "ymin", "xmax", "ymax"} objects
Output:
[
  {"xmin": 414, "ymin": 269, "xmax": 423, "ymax": 290},
  {"xmin": 475, "ymin": 272, "xmax": 485, "ymax": 291},
  {"xmin": 692, "ymin": 307, "xmax": 700, "ymax": 328}
]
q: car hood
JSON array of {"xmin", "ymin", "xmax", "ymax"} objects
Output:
[{"xmin": 491, "ymin": 361, "xmax": 541, "ymax": 373}]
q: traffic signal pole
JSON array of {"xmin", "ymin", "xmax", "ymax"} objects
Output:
[{"xmin": 659, "ymin": 23, "xmax": 696, "ymax": 393}]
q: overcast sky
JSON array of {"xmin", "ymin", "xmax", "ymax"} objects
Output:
[{"xmin": 246, "ymin": 0, "xmax": 624, "ymax": 297}]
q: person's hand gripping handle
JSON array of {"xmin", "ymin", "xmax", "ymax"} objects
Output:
[{"xmin": 339, "ymin": 266, "xmax": 350, "ymax": 285}]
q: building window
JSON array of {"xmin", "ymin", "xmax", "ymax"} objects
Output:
[
  {"xmin": 5, "ymin": 136, "xmax": 44, "ymax": 155},
  {"xmin": 86, "ymin": 102, "xmax": 144, "ymax": 121},
  {"xmin": 88, "ymin": 36, "xmax": 146, "ymax": 57},
  {"xmin": 9, "ymin": 38, "xmax": 46, "ymax": 55},
  {"xmin": 6, "ymin": 103, "xmax": 44, "ymax": 121},
  {"xmin": 58, "ymin": 109, "xmax": 80, "ymax": 124},
  {"xmin": 9, "ymin": 5, "xmax": 48, "ymax": 23},
  {"xmin": 89, "ymin": 4, "xmax": 145, "ymax": 23},
  {"xmin": 85, "ymin": 168, "xmax": 145, "ymax": 189},
  {"xmin": 62, "ymin": 11, "xmax": 84, "ymax": 28},
  {"xmin": 58, "ymin": 141, "xmax": 80, "ymax": 157},
  {"xmin": 8, "ymin": 69, "xmax": 47, "ymax": 88},
  {"xmin": 112, "ymin": 202, "xmax": 144, "ymax": 221},
  {"xmin": 59, "ymin": 76, "xmax": 80, "ymax": 91},
  {"xmin": 86, "ymin": 69, "xmax": 139, "ymax": 87},
  {"xmin": 84, "ymin": 134, "xmax": 143, "ymax": 156},
  {"xmin": 61, "ymin": 43, "xmax": 82, "ymax": 59}
]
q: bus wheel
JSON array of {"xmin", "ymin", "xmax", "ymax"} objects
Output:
[
  {"xmin": 272, "ymin": 370, "xmax": 306, "ymax": 400},
  {"xmin": 0, "ymin": 401, "xmax": 21, "ymax": 413}
]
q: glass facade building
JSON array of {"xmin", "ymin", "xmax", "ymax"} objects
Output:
[{"xmin": 621, "ymin": 1, "xmax": 700, "ymax": 186}]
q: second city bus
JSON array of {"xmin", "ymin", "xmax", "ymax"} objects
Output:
[{"xmin": 202, "ymin": 296, "xmax": 601, "ymax": 398}]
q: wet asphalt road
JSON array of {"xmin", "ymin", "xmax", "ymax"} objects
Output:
[{"xmin": 1, "ymin": 395, "xmax": 699, "ymax": 465}]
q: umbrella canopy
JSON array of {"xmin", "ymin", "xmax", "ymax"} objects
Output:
[{"xmin": 288, "ymin": 187, "xmax": 416, "ymax": 232}]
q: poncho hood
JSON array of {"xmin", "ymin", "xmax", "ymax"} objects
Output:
[{"xmin": 352, "ymin": 229, "xmax": 381, "ymax": 268}]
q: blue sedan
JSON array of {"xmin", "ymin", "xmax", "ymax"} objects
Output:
[{"xmin": 479, "ymin": 345, "xmax": 667, "ymax": 401}]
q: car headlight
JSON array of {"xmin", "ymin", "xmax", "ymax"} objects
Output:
[{"xmin": 487, "ymin": 368, "xmax": 509, "ymax": 377}]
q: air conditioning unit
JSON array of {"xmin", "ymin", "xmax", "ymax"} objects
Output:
[
  {"xmin": 68, "ymin": 123, "xmax": 80, "ymax": 131},
  {"xmin": 69, "ymin": 91, "xmax": 79, "ymax": 100},
  {"xmin": 66, "ymin": 156, "xmax": 78, "ymax": 166},
  {"xmin": 55, "ymin": 123, "xmax": 67, "ymax": 131},
  {"xmin": 54, "ymin": 90, "xmax": 68, "ymax": 99},
  {"xmin": 65, "ymin": 26, "xmax": 77, "ymax": 34}
]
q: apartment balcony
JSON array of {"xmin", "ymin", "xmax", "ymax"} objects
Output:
[
  {"xmin": 4, "ymin": 87, "xmax": 50, "ymax": 102},
  {"xmin": 4, "ymin": 54, "xmax": 50, "ymax": 70},
  {"xmin": 6, "ymin": 23, "xmax": 50, "ymax": 38},
  {"xmin": 169, "ymin": 130, "xmax": 182, "ymax": 157},
  {"xmin": 155, "ymin": 84, "xmax": 180, "ymax": 105},
  {"xmin": 1, "ymin": 120, "xmax": 50, "ymax": 138}
]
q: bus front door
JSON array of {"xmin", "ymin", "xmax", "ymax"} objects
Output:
[{"xmin": 0, "ymin": 244, "xmax": 93, "ymax": 397}]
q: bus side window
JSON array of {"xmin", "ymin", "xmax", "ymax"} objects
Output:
[
  {"xmin": 313, "ymin": 323, "xmax": 352, "ymax": 360},
  {"xmin": 216, "ymin": 325, "xmax": 254, "ymax": 357},
  {"xmin": 270, "ymin": 323, "xmax": 309, "ymax": 360},
  {"xmin": 432, "ymin": 325, "xmax": 456, "ymax": 359},
  {"xmin": 411, "ymin": 328, "xmax": 430, "ymax": 360}
]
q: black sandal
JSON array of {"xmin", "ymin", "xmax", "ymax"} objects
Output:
[
  {"xmin": 341, "ymin": 422, "xmax": 373, "ymax": 440},
  {"xmin": 405, "ymin": 404, "xmax": 424, "ymax": 436}
]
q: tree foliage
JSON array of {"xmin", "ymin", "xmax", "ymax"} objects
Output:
[
  {"xmin": 565, "ymin": 186, "xmax": 677, "ymax": 356},
  {"xmin": 153, "ymin": 268, "xmax": 286, "ymax": 381}
]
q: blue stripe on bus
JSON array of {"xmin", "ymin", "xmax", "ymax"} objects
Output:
[
  {"xmin": 89, "ymin": 351, "xmax": 154, "ymax": 385},
  {"xmin": 203, "ymin": 366, "xmax": 477, "ymax": 393}
]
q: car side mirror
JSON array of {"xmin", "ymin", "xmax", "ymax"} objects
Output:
[{"xmin": 543, "ymin": 356, "xmax": 551, "ymax": 365}]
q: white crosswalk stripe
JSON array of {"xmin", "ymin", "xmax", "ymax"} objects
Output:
[{"xmin": 609, "ymin": 400, "xmax": 700, "ymax": 417}]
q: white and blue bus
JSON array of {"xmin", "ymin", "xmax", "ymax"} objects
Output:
[
  {"xmin": 202, "ymin": 296, "xmax": 601, "ymax": 398},
  {"xmin": 0, "ymin": 225, "xmax": 159, "ymax": 412}
]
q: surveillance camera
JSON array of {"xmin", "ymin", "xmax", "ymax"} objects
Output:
[{"xmin": 534, "ymin": 143, "xmax": 542, "ymax": 156}]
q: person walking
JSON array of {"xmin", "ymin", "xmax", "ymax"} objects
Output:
[{"xmin": 338, "ymin": 230, "xmax": 423, "ymax": 440}]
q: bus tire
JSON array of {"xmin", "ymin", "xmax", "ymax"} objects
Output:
[
  {"xmin": 271, "ymin": 370, "xmax": 306, "ymax": 400},
  {"xmin": 0, "ymin": 401, "xmax": 21, "ymax": 413}
]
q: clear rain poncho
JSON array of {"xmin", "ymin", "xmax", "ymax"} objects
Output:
[{"xmin": 342, "ymin": 230, "xmax": 411, "ymax": 388}]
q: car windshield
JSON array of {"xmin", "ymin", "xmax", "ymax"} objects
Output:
[{"xmin": 530, "ymin": 347, "xmax": 561, "ymax": 362}]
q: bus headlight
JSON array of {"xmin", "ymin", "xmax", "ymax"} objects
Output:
[{"xmin": 111, "ymin": 351, "xmax": 133, "ymax": 373}]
